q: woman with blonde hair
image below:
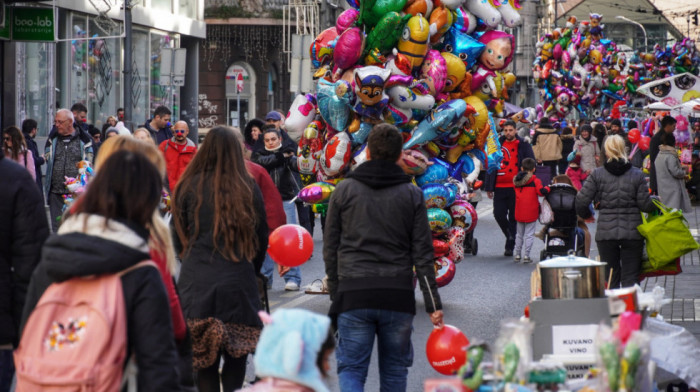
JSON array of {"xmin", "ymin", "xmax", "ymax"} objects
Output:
[
  {"xmin": 576, "ymin": 135, "xmax": 656, "ymax": 288},
  {"xmin": 133, "ymin": 127, "xmax": 154, "ymax": 144},
  {"xmin": 172, "ymin": 126, "xmax": 268, "ymax": 391}
]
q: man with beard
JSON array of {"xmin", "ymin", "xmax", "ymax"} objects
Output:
[
  {"xmin": 159, "ymin": 120, "xmax": 197, "ymax": 191},
  {"xmin": 485, "ymin": 120, "xmax": 535, "ymax": 256}
]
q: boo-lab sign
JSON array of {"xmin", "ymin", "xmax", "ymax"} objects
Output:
[{"xmin": 12, "ymin": 7, "xmax": 54, "ymax": 42}]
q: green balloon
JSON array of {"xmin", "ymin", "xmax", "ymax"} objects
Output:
[
  {"xmin": 359, "ymin": 0, "xmax": 407, "ymax": 27},
  {"xmin": 364, "ymin": 12, "xmax": 411, "ymax": 58}
]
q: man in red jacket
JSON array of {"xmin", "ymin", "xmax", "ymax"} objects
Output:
[{"xmin": 159, "ymin": 121, "xmax": 197, "ymax": 191}]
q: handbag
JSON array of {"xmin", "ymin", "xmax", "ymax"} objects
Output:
[
  {"xmin": 539, "ymin": 198, "xmax": 554, "ymax": 225},
  {"xmin": 639, "ymin": 256, "xmax": 682, "ymax": 280},
  {"xmin": 637, "ymin": 199, "xmax": 700, "ymax": 269}
]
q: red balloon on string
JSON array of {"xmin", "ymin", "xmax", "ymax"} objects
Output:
[
  {"xmin": 639, "ymin": 136, "xmax": 651, "ymax": 151},
  {"xmin": 628, "ymin": 128, "xmax": 640, "ymax": 144},
  {"xmin": 268, "ymin": 224, "xmax": 313, "ymax": 267},
  {"xmin": 426, "ymin": 325, "xmax": 469, "ymax": 375}
]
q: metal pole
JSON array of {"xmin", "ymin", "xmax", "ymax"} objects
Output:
[
  {"xmin": 123, "ymin": 1, "xmax": 133, "ymax": 130},
  {"xmin": 553, "ymin": 0, "xmax": 557, "ymax": 28},
  {"xmin": 616, "ymin": 16, "xmax": 647, "ymax": 52},
  {"xmin": 237, "ymin": 91, "xmax": 240, "ymax": 128}
]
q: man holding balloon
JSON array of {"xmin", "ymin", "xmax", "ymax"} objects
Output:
[{"xmin": 323, "ymin": 124, "xmax": 444, "ymax": 392}]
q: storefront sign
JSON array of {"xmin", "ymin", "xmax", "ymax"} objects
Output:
[
  {"xmin": 551, "ymin": 324, "xmax": 598, "ymax": 355},
  {"xmin": 0, "ymin": 5, "xmax": 10, "ymax": 40},
  {"xmin": 12, "ymin": 7, "xmax": 54, "ymax": 42},
  {"xmin": 225, "ymin": 65, "xmax": 249, "ymax": 81}
]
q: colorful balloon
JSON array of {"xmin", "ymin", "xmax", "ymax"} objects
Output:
[
  {"xmin": 442, "ymin": 27, "xmax": 486, "ymax": 70},
  {"xmin": 320, "ymin": 131, "xmax": 352, "ymax": 177},
  {"xmin": 336, "ymin": 9, "xmax": 359, "ymax": 33},
  {"xmin": 297, "ymin": 182, "xmax": 335, "ymax": 204},
  {"xmin": 310, "ymin": 27, "xmax": 339, "ymax": 68},
  {"xmin": 639, "ymin": 135, "xmax": 651, "ymax": 151},
  {"xmin": 416, "ymin": 163, "xmax": 449, "ymax": 186},
  {"xmin": 628, "ymin": 128, "xmax": 640, "ymax": 144},
  {"xmin": 434, "ymin": 256, "xmax": 456, "ymax": 287},
  {"xmin": 397, "ymin": 14, "xmax": 430, "ymax": 72},
  {"xmin": 397, "ymin": 149, "xmax": 431, "ymax": 175},
  {"xmin": 423, "ymin": 184, "xmax": 451, "ymax": 209},
  {"xmin": 268, "ymin": 224, "xmax": 313, "ymax": 267},
  {"xmin": 427, "ymin": 208, "xmax": 453, "ymax": 234},
  {"xmin": 286, "ymin": 94, "xmax": 317, "ymax": 138},
  {"xmin": 334, "ymin": 27, "xmax": 365, "ymax": 70}
]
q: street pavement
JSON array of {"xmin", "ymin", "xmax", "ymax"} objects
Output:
[{"xmin": 254, "ymin": 197, "xmax": 591, "ymax": 391}]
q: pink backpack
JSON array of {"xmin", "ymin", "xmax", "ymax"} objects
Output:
[{"xmin": 13, "ymin": 261, "xmax": 156, "ymax": 391}]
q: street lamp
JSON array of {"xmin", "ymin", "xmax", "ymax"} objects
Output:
[{"xmin": 616, "ymin": 15, "xmax": 648, "ymax": 52}]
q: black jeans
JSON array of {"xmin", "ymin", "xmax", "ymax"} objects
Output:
[
  {"xmin": 196, "ymin": 351, "xmax": 247, "ymax": 392},
  {"xmin": 48, "ymin": 192, "xmax": 66, "ymax": 233},
  {"xmin": 596, "ymin": 239, "xmax": 644, "ymax": 289},
  {"xmin": 493, "ymin": 187, "xmax": 516, "ymax": 250}
]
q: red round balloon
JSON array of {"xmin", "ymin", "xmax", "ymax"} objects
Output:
[
  {"xmin": 268, "ymin": 224, "xmax": 314, "ymax": 267},
  {"xmin": 628, "ymin": 128, "xmax": 640, "ymax": 144},
  {"xmin": 426, "ymin": 325, "xmax": 469, "ymax": 375},
  {"xmin": 639, "ymin": 135, "xmax": 651, "ymax": 151}
]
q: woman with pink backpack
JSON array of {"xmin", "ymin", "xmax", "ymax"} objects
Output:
[{"xmin": 15, "ymin": 150, "xmax": 182, "ymax": 391}]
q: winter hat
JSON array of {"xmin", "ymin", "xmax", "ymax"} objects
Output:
[
  {"xmin": 254, "ymin": 309, "xmax": 331, "ymax": 392},
  {"xmin": 265, "ymin": 111, "xmax": 283, "ymax": 121},
  {"xmin": 538, "ymin": 117, "xmax": 553, "ymax": 129},
  {"xmin": 570, "ymin": 154, "xmax": 581, "ymax": 167}
]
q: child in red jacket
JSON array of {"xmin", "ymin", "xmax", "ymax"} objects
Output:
[
  {"xmin": 513, "ymin": 158, "xmax": 549, "ymax": 263},
  {"xmin": 565, "ymin": 154, "xmax": 588, "ymax": 190}
]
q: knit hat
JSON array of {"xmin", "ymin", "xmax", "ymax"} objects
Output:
[
  {"xmin": 538, "ymin": 117, "xmax": 553, "ymax": 129},
  {"xmin": 570, "ymin": 154, "xmax": 581, "ymax": 167},
  {"xmin": 254, "ymin": 309, "xmax": 331, "ymax": 392}
]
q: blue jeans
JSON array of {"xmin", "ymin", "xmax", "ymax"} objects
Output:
[
  {"xmin": 267, "ymin": 200, "xmax": 299, "ymax": 286},
  {"xmin": 336, "ymin": 309, "xmax": 414, "ymax": 392}
]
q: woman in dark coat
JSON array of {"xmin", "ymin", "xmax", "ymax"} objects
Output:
[
  {"xmin": 576, "ymin": 135, "xmax": 656, "ymax": 288},
  {"xmin": 558, "ymin": 126, "xmax": 575, "ymax": 175},
  {"xmin": 172, "ymin": 126, "xmax": 268, "ymax": 391}
]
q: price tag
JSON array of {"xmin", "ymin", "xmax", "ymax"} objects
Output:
[{"xmin": 551, "ymin": 324, "xmax": 598, "ymax": 355}]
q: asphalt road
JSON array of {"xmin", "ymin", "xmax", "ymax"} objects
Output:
[{"xmin": 252, "ymin": 197, "xmax": 600, "ymax": 391}]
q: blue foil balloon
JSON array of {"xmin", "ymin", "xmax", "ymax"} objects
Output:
[
  {"xmin": 427, "ymin": 208, "xmax": 453, "ymax": 234},
  {"xmin": 317, "ymin": 79, "xmax": 351, "ymax": 132},
  {"xmin": 467, "ymin": 148, "xmax": 486, "ymax": 167},
  {"xmin": 443, "ymin": 183, "xmax": 458, "ymax": 207},
  {"xmin": 351, "ymin": 122, "xmax": 373, "ymax": 146},
  {"xmin": 404, "ymin": 99, "xmax": 468, "ymax": 149},
  {"xmin": 442, "ymin": 27, "xmax": 485, "ymax": 69},
  {"xmin": 455, "ymin": 153, "xmax": 475, "ymax": 177},
  {"xmin": 485, "ymin": 113, "xmax": 503, "ymax": 174},
  {"xmin": 422, "ymin": 184, "xmax": 451, "ymax": 209},
  {"xmin": 416, "ymin": 164, "xmax": 449, "ymax": 187},
  {"xmin": 346, "ymin": 0, "xmax": 359, "ymax": 9}
]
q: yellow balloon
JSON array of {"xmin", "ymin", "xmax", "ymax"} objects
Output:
[
  {"xmin": 397, "ymin": 14, "xmax": 431, "ymax": 72},
  {"xmin": 463, "ymin": 96, "xmax": 488, "ymax": 131},
  {"xmin": 441, "ymin": 52, "xmax": 466, "ymax": 93}
]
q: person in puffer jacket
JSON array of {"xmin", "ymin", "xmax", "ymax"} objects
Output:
[
  {"xmin": 241, "ymin": 309, "xmax": 335, "ymax": 392},
  {"xmin": 513, "ymin": 158, "xmax": 549, "ymax": 263},
  {"xmin": 576, "ymin": 135, "xmax": 656, "ymax": 289}
]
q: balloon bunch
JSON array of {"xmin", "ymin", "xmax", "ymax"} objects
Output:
[
  {"xmin": 61, "ymin": 160, "xmax": 94, "ymax": 212},
  {"xmin": 288, "ymin": 0, "xmax": 518, "ymax": 286},
  {"xmin": 533, "ymin": 14, "xmax": 630, "ymax": 121},
  {"xmin": 630, "ymin": 38, "xmax": 700, "ymax": 82}
]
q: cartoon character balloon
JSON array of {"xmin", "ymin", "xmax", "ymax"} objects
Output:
[
  {"xmin": 397, "ymin": 14, "xmax": 431, "ymax": 73},
  {"xmin": 353, "ymin": 66, "xmax": 392, "ymax": 119},
  {"xmin": 471, "ymin": 30, "xmax": 515, "ymax": 94}
]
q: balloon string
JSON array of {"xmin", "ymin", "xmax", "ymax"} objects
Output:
[{"xmin": 629, "ymin": 144, "xmax": 639, "ymax": 159}]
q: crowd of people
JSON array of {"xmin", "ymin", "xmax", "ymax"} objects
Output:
[{"xmin": 1, "ymin": 97, "xmax": 699, "ymax": 391}]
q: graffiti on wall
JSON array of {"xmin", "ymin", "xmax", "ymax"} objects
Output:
[{"xmin": 198, "ymin": 94, "xmax": 220, "ymax": 128}]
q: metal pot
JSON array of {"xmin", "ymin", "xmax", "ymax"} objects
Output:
[{"xmin": 539, "ymin": 253, "xmax": 607, "ymax": 299}]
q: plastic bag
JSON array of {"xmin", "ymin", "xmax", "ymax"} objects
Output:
[
  {"xmin": 494, "ymin": 319, "xmax": 534, "ymax": 384},
  {"xmin": 539, "ymin": 198, "xmax": 554, "ymax": 225}
]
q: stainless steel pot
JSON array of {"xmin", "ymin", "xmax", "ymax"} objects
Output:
[{"xmin": 539, "ymin": 253, "xmax": 607, "ymax": 299}]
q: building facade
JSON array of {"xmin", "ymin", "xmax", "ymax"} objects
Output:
[{"xmin": 1, "ymin": 0, "xmax": 205, "ymax": 143}]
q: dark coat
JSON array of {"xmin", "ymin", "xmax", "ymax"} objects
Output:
[
  {"xmin": 22, "ymin": 132, "xmax": 45, "ymax": 194},
  {"xmin": 20, "ymin": 214, "xmax": 181, "ymax": 391},
  {"xmin": 0, "ymin": 153, "xmax": 49, "ymax": 346},
  {"xmin": 251, "ymin": 137, "xmax": 302, "ymax": 200},
  {"xmin": 485, "ymin": 135, "xmax": 535, "ymax": 192},
  {"xmin": 576, "ymin": 160, "xmax": 656, "ymax": 241},
  {"xmin": 323, "ymin": 160, "xmax": 442, "ymax": 314},
  {"xmin": 142, "ymin": 119, "xmax": 173, "ymax": 145},
  {"xmin": 174, "ymin": 177, "xmax": 268, "ymax": 328},
  {"xmin": 513, "ymin": 171, "xmax": 549, "ymax": 223}
]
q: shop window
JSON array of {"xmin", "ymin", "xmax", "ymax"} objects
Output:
[
  {"xmin": 179, "ymin": 0, "xmax": 197, "ymax": 18},
  {"xmin": 151, "ymin": 0, "xmax": 172, "ymax": 12},
  {"xmin": 23, "ymin": 43, "xmax": 51, "ymax": 137},
  {"xmin": 150, "ymin": 33, "xmax": 180, "ymax": 119},
  {"xmin": 87, "ymin": 19, "xmax": 122, "ymax": 130},
  {"xmin": 70, "ymin": 15, "xmax": 88, "ymax": 107},
  {"xmin": 132, "ymin": 30, "xmax": 150, "ymax": 127}
]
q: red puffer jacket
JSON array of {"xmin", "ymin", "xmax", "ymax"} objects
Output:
[{"xmin": 513, "ymin": 171, "xmax": 549, "ymax": 223}]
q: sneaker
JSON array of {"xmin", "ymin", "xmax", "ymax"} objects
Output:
[
  {"xmin": 504, "ymin": 249, "xmax": 514, "ymax": 257},
  {"xmin": 284, "ymin": 281, "xmax": 300, "ymax": 291},
  {"xmin": 513, "ymin": 255, "xmax": 521, "ymax": 263},
  {"xmin": 523, "ymin": 256, "xmax": 533, "ymax": 264}
]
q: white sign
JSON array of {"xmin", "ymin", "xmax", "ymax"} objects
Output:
[
  {"xmin": 551, "ymin": 324, "xmax": 598, "ymax": 356},
  {"xmin": 160, "ymin": 48, "xmax": 187, "ymax": 86}
]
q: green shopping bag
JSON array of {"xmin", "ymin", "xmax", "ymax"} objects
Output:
[{"xmin": 637, "ymin": 199, "xmax": 700, "ymax": 269}]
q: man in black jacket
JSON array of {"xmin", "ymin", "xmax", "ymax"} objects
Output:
[
  {"xmin": 141, "ymin": 105, "xmax": 173, "ymax": 145},
  {"xmin": 21, "ymin": 119, "xmax": 46, "ymax": 204},
  {"xmin": 324, "ymin": 124, "xmax": 444, "ymax": 392},
  {"xmin": 0, "ymin": 130, "xmax": 49, "ymax": 390}
]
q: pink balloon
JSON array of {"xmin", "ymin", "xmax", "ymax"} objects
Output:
[
  {"xmin": 336, "ymin": 9, "xmax": 359, "ymax": 34},
  {"xmin": 333, "ymin": 27, "xmax": 364, "ymax": 70}
]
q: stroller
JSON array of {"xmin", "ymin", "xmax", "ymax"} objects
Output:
[{"xmin": 539, "ymin": 183, "xmax": 586, "ymax": 261}]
